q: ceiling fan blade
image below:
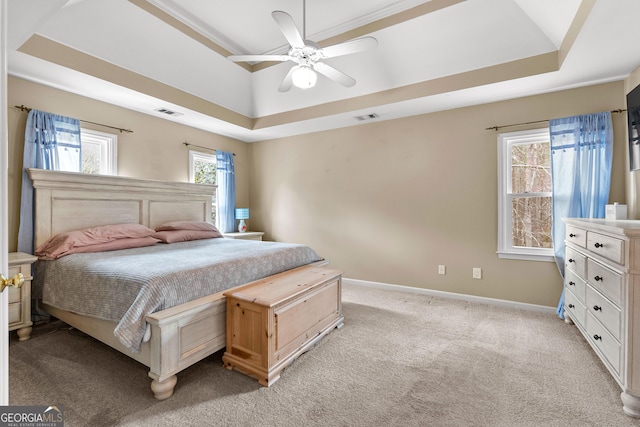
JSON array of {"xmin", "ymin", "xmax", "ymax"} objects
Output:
[
  {"xmin": 272, "ymin": 11, "xmax": 305, "ymax": 49},
  {"xmin": 227, "ymin": 54, "xmax": 290, "ymax": 63},
  {"xmin": 278, "ymin": 66, "xmax": 297, "ymax": 92},
  {"xmin": 320, "ymin": 36, "xmax": 378, "ymax": 58},
  {"xmin": 313, "ymin": 62, "xmax": 356, "ymax": 88}
]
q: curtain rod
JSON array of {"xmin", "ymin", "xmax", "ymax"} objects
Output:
[
  {"xmin": 183, "ymin": 142, "xmax": 235, "ymax": 156},
  {"xmin": 485, "ymin": 109, "xmax": 627, "ymax": 131},
  {"xmin": 14, "ymin": 105, "xmax": 133, "ymax": 133}
]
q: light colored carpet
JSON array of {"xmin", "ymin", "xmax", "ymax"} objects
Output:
[{"xmin": 9, "ymin": 284, "xmax": 640, "ymax": 426}]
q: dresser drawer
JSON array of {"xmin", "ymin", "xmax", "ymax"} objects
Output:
[
  {"xmin": 586, "ymin": 312, "xmax": 621, "ymax": 376},
  {"xmin": 565, "ymin": 289, "xmax": 586, "ymax": 328},
  {"xmin": 587, "ymin": 231, "xmax": 624, "ymax": 265},
  {"xmin": 566, "ymin": 225, "xmax": 587, "ymax": 248},
  {"xmin": 587, "ymin": 258, "xmax": 622, "ymax": 306},
  {"xmin": 586, "ymin": 286, "xmax": 621, "ymax": 341},
  {"xmin": 565, "ymin": 247, "xmax": 586, "ymax": 279},
  {"xmin": 8, "ymin": 302, "xmax": 21, "ymax": 325},
  {"xmin": 565, "ymin": 269, "xmax": 586, "ymax": 303}
]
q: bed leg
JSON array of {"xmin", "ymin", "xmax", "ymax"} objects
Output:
[{"xmin": 150, "ymin": 375, "xmax": 177, "ymax": 400}]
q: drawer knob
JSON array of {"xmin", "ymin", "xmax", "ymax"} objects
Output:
[
  {"xmin": 593, "ymin": 334, "xmax": 602, "ymax": 341},
  {"xmin": 568, "ymin": 304, "xmax": 575, "ymax": 308},
  {"xmin": 569, "ymin": 233, "xmax": 576, "ymax": 238},
  {"xmin": 594, "ymin": 276, "xmax": 603, "ymax": 281},
  {"xmin": 568, "ymin": 281, "xmax": 575, "ymax": 286},
  {"xmin": 594, "ymin": 242, "xmax": 604, "ymax": 248},
  {"xmin": 593, "ymin": 305, "xmax": 602, "ymax": 311},
  {"xmin": 568, "ymin": 259, "xmax": 575, "ymax": 263}
]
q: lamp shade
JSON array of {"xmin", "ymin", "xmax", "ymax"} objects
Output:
[
  {"xmin": 235, "ymin": 208, "xmax": 250, "ymax": 220},
  {"xmin": 292, "ymin": 66, "xmax": 317, "ymax": 89}
]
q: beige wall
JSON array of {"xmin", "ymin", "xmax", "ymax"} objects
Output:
[
  {"xmin": 7, "ymin": 76, "xmax": 630, "ymax": 308},
  {"xmin": 7, "ymin": 76, "xmax": 249, "ymax": 251},
  {"xmin": 248, "ymin": 81, "xmax": 627, "ymax": 307}
]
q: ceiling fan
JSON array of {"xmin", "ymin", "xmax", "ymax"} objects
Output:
[{"xmin": 227, "ymin": 1, "xmax": 377, "ymax": 91}]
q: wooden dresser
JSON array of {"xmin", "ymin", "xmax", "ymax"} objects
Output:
[
  {"xmin": 223, "ymin": 266, "xmax": 343, "ymax": 386},
  {"xmin": 8, "ymin": 252, "xmax": 38, "ymax": 341},
  {"xmin": 563, "ymin": 218, "xmax": 640, "ymax": 417}
]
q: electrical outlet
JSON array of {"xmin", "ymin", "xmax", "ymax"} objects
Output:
[
  {"xmin": 473, "ymin": 268, "xmax": 482, "ymax": 279},
  {"xmin": 438, "ymin": 265, "xmax": 446, "ymax": 275}
]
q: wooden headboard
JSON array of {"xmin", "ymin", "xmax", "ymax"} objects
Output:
[{"xmin": 28, "ymin": 168, "xmax": 216, "ymax": 249}]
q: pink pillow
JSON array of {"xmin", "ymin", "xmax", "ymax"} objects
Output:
[
  {"xmin": 153, "ymin": 230, "xmax": 222, "ymax": 243},
  {"xmin": 156, "ymin": 221, "xmax": 220, "ymax": 232},
  {"xmin": 36, "ymin": 223, "xmax": 156, "ymax": 260},
  {"xmin": 65, "ymin": 237, "xmax": 160, "ymax": 256}
]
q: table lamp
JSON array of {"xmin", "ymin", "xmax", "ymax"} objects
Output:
[{"xmin": 235, "ymin": 208, "xmax": 249, "ymax": 232}]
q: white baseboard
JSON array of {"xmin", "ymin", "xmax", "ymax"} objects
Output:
[{"xmin": 342, "ymin": 278, "xmax": 557, "ymax": 314}]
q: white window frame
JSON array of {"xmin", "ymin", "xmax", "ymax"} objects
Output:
[
  {"xmin": 497, "ymin": 128, "xmax": 554, "ymax": 262},
  {"xmin": 80, "ymin": 128, "xmax": 117, "ymax": 175},
  {"xmin": 188, "ymin": 150, "xmax": 218, "ymax": 226}
]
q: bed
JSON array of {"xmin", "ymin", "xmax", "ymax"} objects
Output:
[{"xmin": 27, "ymin": 168, "xmax": 328, "ymax": 399}]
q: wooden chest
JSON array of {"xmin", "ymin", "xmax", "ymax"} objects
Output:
[{"xmin": 222, "ymin": 266, "xmax": 343, "ymax": 386}]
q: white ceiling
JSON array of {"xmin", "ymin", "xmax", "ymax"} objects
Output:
[{"xmin": 7, "ymin": 0, "xmax": 640, "ymax": 142}]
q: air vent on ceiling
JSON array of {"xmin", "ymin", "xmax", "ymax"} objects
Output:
[
  {"xmin": 354, "ymin": 113, "xmax": 379, "ymax": 121},
  {"xmin": 155, "ymin": 107, "xmax": 183, "ymax": 117}
]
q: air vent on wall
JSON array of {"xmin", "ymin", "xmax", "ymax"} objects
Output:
[
  {"xmin": 354, "ymin": 113, "xmax": 379, "ymax": 121},
  {"xmin": 154, "ymin": 107, "xmax": 183, "ymax": 117}
]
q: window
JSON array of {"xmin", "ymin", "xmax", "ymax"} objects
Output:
[
  {"xmin": 498, "ymin": 129, "xmax": 553, "ymax": 261},
  {"xmin": 189, "ymin": 150, "xmax": 217, "ymax": 225},
  {"xmin": 80, "ymin": 129, "xmax": 117, "ymax": 175}
]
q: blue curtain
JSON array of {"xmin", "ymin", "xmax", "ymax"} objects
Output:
[
  {"xmin": 17, "ymin": 110, "xmax": 82, "ymax": 254},
  {"xmin": 550, "ymin": 112, "xmax": 613, "ymax": 318},
  {"xmin": 216, "ymin": 151, "xmax": 236, "ymax": 233}
]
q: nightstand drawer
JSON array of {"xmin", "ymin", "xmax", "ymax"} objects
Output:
[
  {"xmin": 587, "ymin": 231, "xmax": 624, "ymax": 265},
  {"xmin": 8, "ymin": 302, "xmax": 21, "ymax": 325},
  {"xmin": 8, "ymin": 262, "xmax": 33, "ymax": 279},
  {"xmin": 8, "ymin": 286, "xmax": 21, "ymax": 304}
]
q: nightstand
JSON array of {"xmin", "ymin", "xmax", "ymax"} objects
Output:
[
  {"xmin": 8, "ymin": 252, "xmax": 37, "ymax": 341},
  {"xmin": 223, "ymin": 231, "xmax": 265, "ymax": 241}
]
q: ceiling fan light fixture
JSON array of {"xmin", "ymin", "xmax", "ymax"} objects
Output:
[{"xmin": 292, "ymin": 66, "xmax": 317, "ymax": 89}]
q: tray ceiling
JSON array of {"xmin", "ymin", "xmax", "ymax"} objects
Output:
[{"xmin": 7, "ymin": 0, "xmax": 640, "ymax": 142}]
